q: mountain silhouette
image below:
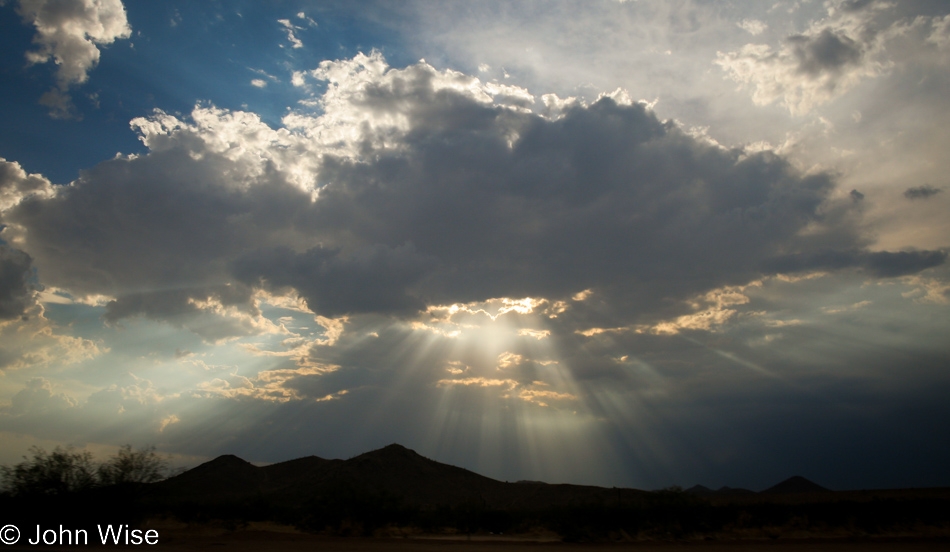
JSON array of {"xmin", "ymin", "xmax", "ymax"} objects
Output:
[
  {"xmin": 761, "ymin": 475, "xmax": 830, "ymax": 494},
  {"xmin": 153, "ymin": 443, "xmax": 647, "ymax": 511},
  {"xmin": 55, "ymin": 446, "xmax": 950, "ymax": 541},
  {"xmin": 685, "ymin": 484, "xmax": 754, "ymax": 496},
  {"xmin": 154, "ymin": 445, "xmax": 846, "ymax": 520}
]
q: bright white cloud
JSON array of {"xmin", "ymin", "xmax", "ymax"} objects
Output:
[
  {"xmin": 16, "ymin": 0, "xmax": 131, "ymax": 117},
  {"xmin": 737, "ymin": 18, "xmax": 767, "ymax": 36},
  {"xmin": 278, "ymin": 18, "xmax": 303, "ymax": 49},
  {"xmin": 0, "ymin": 158, "xmax": 55, "ymax": 213}
]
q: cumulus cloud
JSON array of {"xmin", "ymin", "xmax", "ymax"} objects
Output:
[
  {"xmin": 716, "ymin": 0, "xmax": 909, "ymax": 115},
  {"xmin": 3, "ymin": 106, "xmax": 316, "ymax": 297},
  {"xmin": 232, "ymin": 243, "xmax": 434, "ymax": 318},
  {"xmin": 8, "ymin": 377, "xmax": 77, "ymax": 415},
  {"xmin": 2, "ymin": 51, "xmax": 943, "ymax": 341},
  {"xmin": 15, "ymin": 0, "xmax": 131, "ymax": 118},
  {"xmin": 0, "ymin": 158, "xmax": 55, "ymax": 212},
  {"xmin": 904, "ymin": 184, "xmax": 942, "ymax": 200},
  {"xmin": 0, "ymin": 245, "xmax": 38, "ymax": 321},
  {"xmin": 737, "ymin": 18, "xmax": 767, "ymax": 36},
  {"xmin": 102, "ymin": 285, "xmax": 283, "ymax": 344},
  {"xmin": 0, "ymin": 301, "xmax": 105, "ymax": 372}
]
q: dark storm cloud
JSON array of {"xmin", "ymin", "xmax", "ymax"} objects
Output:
[
  {"xmin": 231, "ymin": 243, "xmax": 434, "ymax": 317},
  {"xmin": 840, "ymin": 0, "xmax": 875, "ymax": 12},
  {"xmin": 904, "ymin": 184, "xmax": 942, "ymax": 200},
  {"xmin": 788, "ymin": 28, "xmax": 863, "ymax": 76},
  {"xmin": 303, "ymin": 89, "xmax": 906, "ymax": 323},
  {"xmin": 3, "ymin": 127, "xmax": 315, "ymax": 337},
  {"xmin": 103, "ymin": 285, "xmax": 257, "ymax": 323},
  {"xmin": 100, "ymin": 284, "xmax": 264, "ymax": 343},
  {"xmin": 0, "ymin": 245, "xmax": 38, "ymax": 320},
  {"xmin": 5, "ymin": 145, "xmax": 313, "ymax": 297},
  {"xmin": 2, "ymin": 56, "xmax": 943, "ymax": 328},
  {"xmin": 763, "ymin": 248, "xmax": 946, "ymax": 278}
]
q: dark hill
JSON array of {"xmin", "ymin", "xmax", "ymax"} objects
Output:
[
  {"xmin": 324, "ymin": 444, "xmax": 505, "ymax": 506},
  {"xmin": 761, "ymin": 475, "xmax": 830, "ymax": 494},
  {"xmin": 686, "ymin": 484, "xmax": 754, "ymax": 496},
  {"xmin": 157, "ymin": 454, "xmax": 264, "ymax": 500},
  {"xmin": 107, "ymin": 447, "xmax": 950, "ymax": 540},
  {"xmin": 152, "ymin": 443, "xmax": 648, "ymax": 511},
  {"xmin": 718, "ymin": 486, "xmax": 754, "ymax": 495}
]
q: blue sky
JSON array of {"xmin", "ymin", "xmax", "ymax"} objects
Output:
[
  {"xmin": 0, "ymin": 1, "xmax": 412, "ymax": 183},
  {"xmin": 1, "ymin": 0, "xmax": 949, "ymax": 492}
]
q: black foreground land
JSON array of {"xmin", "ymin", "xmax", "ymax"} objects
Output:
[{"xmin": 2, "ymin": 444, "xmax": 949, "ymax": 548}]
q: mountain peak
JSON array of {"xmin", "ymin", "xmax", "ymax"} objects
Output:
[
  {"xmin": 209, "ymin": 454, "xmax": 252, "ymax": 465},
  {"xmin": 354, "ymin": 443, "xmax": 422, "ymax": 460},
  {"xmin": 762, "ymin": 475, "xmax": 830, "ymax": 494}
]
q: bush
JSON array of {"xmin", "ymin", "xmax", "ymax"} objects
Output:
[
  {"xmin": 0, "ymin": 444, "xmax": 167, "ymax": 497},
  {"xmin": 0, "ymin": 446, "xmax": 98, "ymax": 497},
  {"xmin": 98, "ymin": 445, "xmax": 166, "ymax": 486}
]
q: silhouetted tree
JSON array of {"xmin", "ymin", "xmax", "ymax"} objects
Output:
[
  {"xmin": 98, "ymin": 445, "xmax": 167, "ymax": 485},
  {"xmin": 0, "ymin": 446, "xmax": 97, "ymax": 497},
  {"xmin": 0, "ymin": 444, "xmax": 168, "ymax": 497}
]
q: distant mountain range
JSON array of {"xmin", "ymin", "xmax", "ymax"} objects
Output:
[
  {"xmin": 684, "ymin": 475, "xmax": 830, "ymax": 496},
  {"xmin": 152, "ymin": 443, "xmax": 830, "ymax": 511},
  {"xmin": 153, "ymin": 444, "xmax": 649, "ymax": 511}
]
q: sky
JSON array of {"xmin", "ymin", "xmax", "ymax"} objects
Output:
[{"xmin": 0, "ymin": 0, "xmax": 948, "ymax": 492}]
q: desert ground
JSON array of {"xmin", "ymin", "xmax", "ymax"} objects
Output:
[{"xmin": 9, "ymin": 529, "xmax": 948, "ymax": 552}]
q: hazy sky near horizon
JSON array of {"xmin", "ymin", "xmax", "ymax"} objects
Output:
[{"xmin": 1, "ymin": 0, "xmax": 949, "ymax": 492}]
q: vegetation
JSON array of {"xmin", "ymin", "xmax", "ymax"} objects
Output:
[
  {"xmin": 0, "ymin": 446, "xmax": 99, "ymax": 497},
  {"xmin": 0, "ymin": 444, "xmax": 167, "ymax": 497},
  {"xmin": 3, "ymin": 445, "xmax": 949, "ymax": 542},
  {"xmin": 98, "ymin": 445, "xmax": 168, "ymax": 486},
  {"xmin": 0, "ymin": 444, "xmax": 168, "ymax": 529}
]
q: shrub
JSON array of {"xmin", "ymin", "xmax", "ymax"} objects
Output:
[
  {"xmin": 0, "ymin": 444, "xmax": 167, "ymax": 497},
  {"xmin": 0, "ymin": 446, "xmax": 97, "ymax": 497}
]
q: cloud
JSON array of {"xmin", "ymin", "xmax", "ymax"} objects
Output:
[
  {"xmin": 0, "ymin": 158, "xmax": 55, "ymax": 212},
  {"xmin": 0, "ymin": 302, "xmax": 106, "ymax": 372},
  {"xmin": 296, "ymin": 11, "xmax": 317, "ymax": 28},
  {"xmin": 764, "ymin": 249, "xmax": 947, "ymax": 278},
  {"xmin": 102, "ymin": 285, "xmax": 281, "ymax": 344},
  {"xmin": 0, "ymin": 161, "xmax": 52, "ymax": 323},
  {"xmin": 0, "ymin": 245, "xmax": 39, "ymax": 321},
  {"xmin": 278, "ymin": 18, "xmax": 303, "ymax": 49},
  {"xmin": 716, "ymin": 0, "xmax": 907, "ymax": 115},
  {"xmin": 232, "ymin": 243, "xmax": 434, "ymax": 318},
  {"xmin": 15, "ymin": 0, "xmax": 131, "ymax": 117},
  {"xmin": 8, "ymin": 377, "xmax": 77, "ymax": 415},
  {"xmin": 737, "ymin": 18, "xmax": 767, "ymax": 36},
  {"xmin": 2, "ymin": 52, "xmax": 943, "ymax": 338},
  {"xmin": 788, "ymin": 27, "xmax": 863, "ymax": 76},
  {"xmin": 3, "ymin": 106, "xmax": 317, "ymax": 302},
  {"xmin": 904, "ymin": 184, "xmax": 942, "ymax": 200}
]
